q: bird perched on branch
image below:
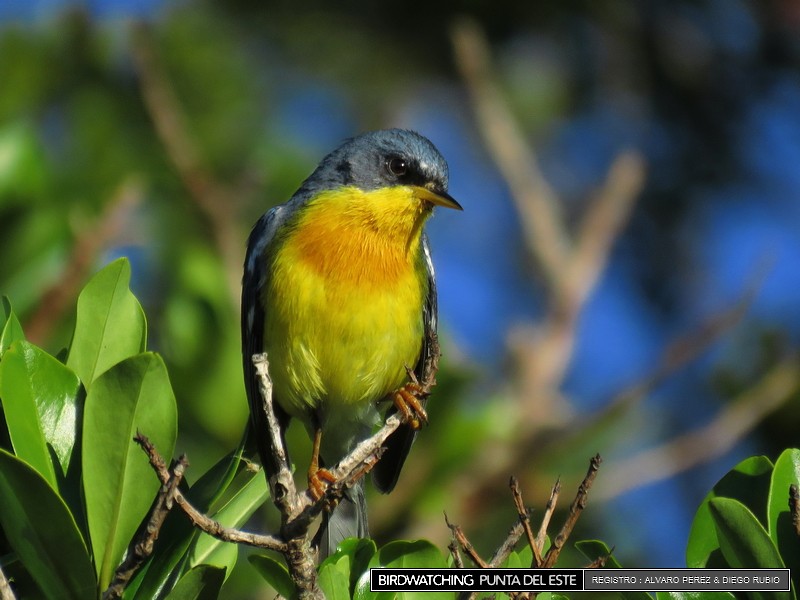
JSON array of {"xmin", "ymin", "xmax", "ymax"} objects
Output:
[{"xmin": 242, "ymin": 129, "xmax": 461, "ymax": 557}]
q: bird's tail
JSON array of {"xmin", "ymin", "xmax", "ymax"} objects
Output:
[{"xmin": 316, "ymin": 480, "xmax": 369, "ymax": 558}]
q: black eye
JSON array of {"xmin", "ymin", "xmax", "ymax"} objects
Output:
[{"xmin": 387, "ymin": 157, "xmax": 408, "ymax": 177}]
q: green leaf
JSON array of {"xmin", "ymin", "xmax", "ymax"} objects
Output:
[
  {"xmin": 686, "ymin": 455, "xmax": 774, "ymax": 568},
  {"xmin": 83, "ymin": 352, "xmax": 177, "ymax": 591},
  {"xmin": 768, "ymin": 448, "xmax": 800, "ymax": 572},
  {"xmin": 0, "ymin": 448, "xmax": 96, "ymax": 600},
  {"xmin": 377, "ymin": 540, "xmax": 447, "ymax": 569},
  {"xmin": 361, "ymin": 541, "xmax": 452, "ymax": 600},
  {"xmin": 0, "ymin": 340, "xmax": 82, "ymax": 486},
  {"xmin": 249, "ymin": 554, "xmax": 296, "ymax": 599},
  {"xmin": 708, "ymin": 497, "xmax": 790, "ymax": 600},
  {"xmin": 188, "ymin": 467, "xmax": 268, "ymax": 571},
  {"xmin": 67, "ymin": 257, "xmax": 147, "ymax": 387},
  {"xmin": 319, "ymin": 554, "xmax": 352, "ymax": 600},
  {"xmin": 320, "ymin": 537, "xmax": 377, "ymax": 597},
  {"xmin": 0, "ymin": 296, "xmax": 24, "ymax": 356},
  {"xmin": 164, "ymin": 565, "xmax": 226, "ymax": 600}
]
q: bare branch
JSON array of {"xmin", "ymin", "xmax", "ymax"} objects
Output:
[
  {"xmin": 450, "ymin": 17, "xmax": 568, "ymax": 288},
  {"xmin": 103, "ymin": 450, "xmax": 187, "ymax": 600},
  {"xmin": 791, "ymin": 484, "xmax": 800, "ymax": 537},
  {"xmin": 542, "ymin": 454, "xmax": 601, "ymax": 567},
  {"xmin": 536, "ymin": 478, "xmax": 561, "ymax": 555},
  {"xmin": 0, "ymin": 563, "xmax": 16, "ymax": 600},
  {"xmin": 509, "ymin": 477, "xmax": 542, "ymax": 567},
  {"xmin": 135, "ymin": 434, "xmax": 285, "ymax": 552},
  {"xmin": 445, "ymin": 514, "xmax": 489, "ymax": 569},
  {"xmin": 595, "ymin": 359, "xmax": 799, "ymax": 500}
]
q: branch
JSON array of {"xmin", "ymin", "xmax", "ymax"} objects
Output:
[
  {"xmin": 103, "ymin": 450, "xmax": 186, "ymax": 600},
  {"xmin": 595, "ymin": 358, "xmax": 800, "ymax": 500},
  {"xmin": 130, "ymin": 22, "xmax": 243, "ymax": 306},
  {"xmin": 0, "ymin": 564, "xmax": 15, "ymax": 600},
  {"xmin": 509, "ymin": 477, "xmax": 542, "ymax": 566},
  {"xmin": 791, "ymin": 484, "xmax": 800, "ymax": 537},
  {"xmin": 542, "ymin": 454, "xmax": 601, "ymax": 567},
  {"xmin": 449, "ymin": 455, "xmax": 602, "ymax": 579},
  {"xmin": 450, "ymin": 17, "xmax": 568, "ymax": 288},
  {"xmin": 136, "ymin": 434, "xmax": 285, "ymax": 551}
]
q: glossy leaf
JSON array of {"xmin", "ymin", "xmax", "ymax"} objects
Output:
[
  {"xmin": 0, "ymin": 448, "xmax": 96, "ymax": 599},
  {"xmin": 320, "ymin": 537, "xmax": 377, "ymax": 597},
  {"xmin": 0, "ymin": 296, "xmax": 24, "ymax": 356},
  {"xmin": 164, "ymin": 565, "xmax": 226, "ymax": 600},
  {"xmin": 0, "ymin": 340, "xmax": 82, "ymax": 485},
  {"xmin": 768, "ymin": 448, "xmax": 800, "ymax": 572},
  {"xmin": 318, "ymin": 554, "xmax": 352, "ymax": 600},
  {"xmin": 377, "ymin": 540, "xmax": 447, "ymax": 569},
  {"xmin": 66, "ymin": 257, "xmax": 147, "ymax": 387},
  {"xmin": 708, "ymin": 497, "xmax": 790, "ymax": 600},
  {"xmin": 83, "ymin": 352, "xmax": 177, "ymax": 591},
  {"xmin": 360, "ymin": 540, "xmax": 451, "ymax": 600},
  {"xmin": 686, "ymin": 455, "xmax": 774, "ymax": 568},
  {"xmin": 249, "ymin": 554, "xmax": 296, "ymax": 599}
]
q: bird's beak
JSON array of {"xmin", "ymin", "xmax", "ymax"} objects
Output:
[{"xmin": 413, "ymin": 185, "xmax": 463, "ymax": 211}]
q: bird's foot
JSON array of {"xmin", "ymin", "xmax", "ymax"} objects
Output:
[
  {"xmin": 392, "ymin": 382, "xmax": 428, "ymax": 429},
  {"xmin": 308, "ymin": 465, "xmax": 337, "ymax": 502}
]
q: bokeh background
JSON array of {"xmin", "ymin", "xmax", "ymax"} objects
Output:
[{"xmin": 2, "ymin": 0, "xmax": 800, "ymax": 596}]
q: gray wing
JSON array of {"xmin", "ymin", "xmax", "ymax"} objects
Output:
[
  {"xmin": 372, "ymin": 233, "xmax": 438, "ymax": 493},
  {"xmin": 242, "ymin": 204, "xmax": 293, "ymax": 478}
]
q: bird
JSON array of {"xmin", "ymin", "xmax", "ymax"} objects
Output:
[{"xmin": 241, "ymin": 128, "xmax": 461, "ymax": 557}]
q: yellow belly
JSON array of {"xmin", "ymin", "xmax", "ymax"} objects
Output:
[{"xmin": 263, "ymin": 188, "xmax": 428, "ymax": 417}]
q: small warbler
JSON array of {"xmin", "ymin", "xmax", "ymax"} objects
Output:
[{"xmin": 242, "ymin": 129, "xmax": 461, "ymax": 556}]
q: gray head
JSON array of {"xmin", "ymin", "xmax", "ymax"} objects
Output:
[{"xmin": 296, "ymin": 129, "xmax": 454, "ymax": 201}]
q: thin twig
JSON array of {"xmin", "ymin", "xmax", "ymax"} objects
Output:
[
  {"xmin": 445, "ymin": 512, "xmax": 465, "ymax": 568},
  {"xmin": 586, "ymin": 553, "xmax": 611, "ymax": 568},
  {"xmin": 542, "ymin": 454, "xmax": 602, "ymax": 568},
  {"xmin": 790, "ymin": 485, "xmax": 800, "ymax": 537},
  {"xmin": 103, "ymin": 449, "xmax": 188, "ymax": 600},
  {"xmin": 445, "ymin": 515, "xmax": 489, "ymax": 568},
  {"xmin": 509, "ymin": 477, "xmax": 542, "ymax": 567},
  {"xmin": 136, "ymin": 433, "xmax": 285, "ymax": 552},
  {"xmin": 487, "ymin": 521, "xmax": 525, "ymax": 568},
  {"xmin": 0, "ymin": 564, "xmax": 15, "ymax": 600},
  {"xmin": 536, "ymin": 478, "xmax": 561, "ymax": 555}
]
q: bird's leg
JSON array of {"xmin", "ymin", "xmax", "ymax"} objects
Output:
[
  {"xmin": 392, "ymin": 381, "xmax": 428, "ymax": 430},
  {"xmin": 307, "ymin": 426, "xmax": 336, "ymax": 501}
]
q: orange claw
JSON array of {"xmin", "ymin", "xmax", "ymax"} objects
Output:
[
  {"xmin": 392, "ymin": 382, "xmax": 428, "ymax": 430},
  {"xmin": 308, "ymin": 427, "xmax": 337, "ymax": 501}
]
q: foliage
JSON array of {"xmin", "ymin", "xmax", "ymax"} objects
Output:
[
  {"xmin": 0, "ymin": 259, "xmax": 266, "ymax": 599},
  {"xmin": 2, "ymin": 258, "xmax": 800, "ymax": 599}
]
